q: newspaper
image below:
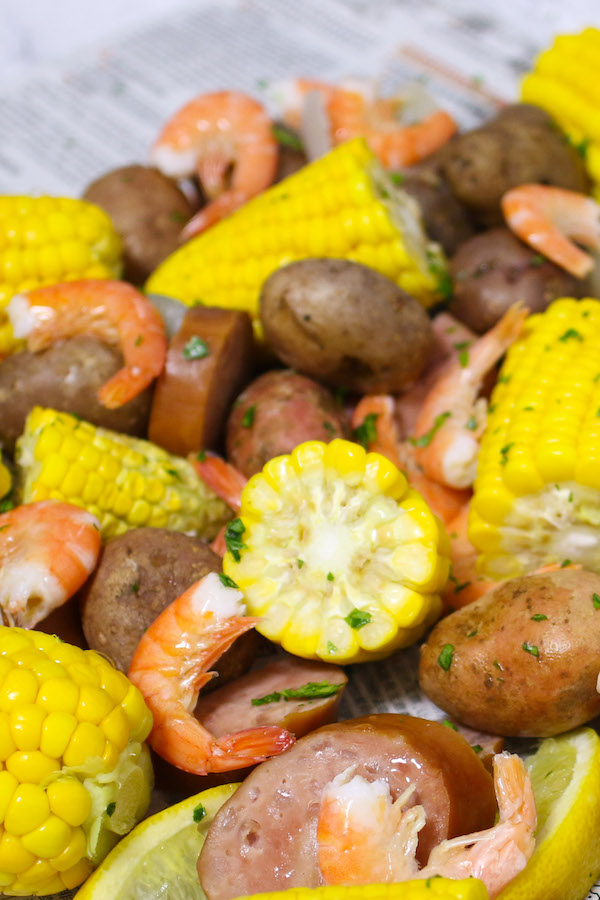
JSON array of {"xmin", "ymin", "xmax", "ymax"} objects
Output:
[{"xmin": 1, "ymin": 0, "xmax": 598, "ymax": 897}]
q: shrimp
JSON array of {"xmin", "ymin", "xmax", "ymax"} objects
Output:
[
  {"xmin": 0, "ymin": 500, "xmax": 101, "ymax": 628},
  {"xmin": 151, "ymin": 91, "xmax": 278, "ymax": 238},
  {"xmin": 127, "ymin": 572, "xmax": 295, "ymax": 774},
  {"xmin": 443, "ymin": 503, "xmax": 499, "ymax": 611},
  {"xmin": 284, "ymin": 79, "xmax": 457, "ymax": 168},
  {"xmin": 412, "ymin": 304, "xmax": 528, "ymax": 489},
  {"xmin": 7, "ymin": 279, "xmax": 167, "ymax": 409},
  {"xmin": 190, "ymin": 453, "xmax": 248, "ymax": 556},
  {"xmin": 501, "ymin": 184, "xmax": 600, "ymax": 278},
  {"xmin": 317, "ymin": 752, "xmax": 536, "ymax": 900}
]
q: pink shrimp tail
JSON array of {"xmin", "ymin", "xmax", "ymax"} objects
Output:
[
  {"xmin": 210, "ymin": 526, "xmax": 228, "ymax": 557},
  {"xmin": 181, "ymin": 190, "xmax": 248, "ymax": 239},
  {"xmin": 191, "ymin": 453, "xmax": 247, "ymax": 512},
  {"xmin": 212, "ymin": 726, "xmax": 296, "ymax": 770}
]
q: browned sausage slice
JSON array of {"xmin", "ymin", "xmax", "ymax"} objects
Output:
[
  {"xmin": 197, "ymin": 713, "xmax": 497, "ymax": 899},
  {"xmin": 148, "ymin": 306, "xmax": 255, "ymax": 456}
]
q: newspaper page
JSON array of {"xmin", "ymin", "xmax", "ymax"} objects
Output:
[{"xmin": 1, "ymin": 1, "xmax": 598, "ymax": 897}]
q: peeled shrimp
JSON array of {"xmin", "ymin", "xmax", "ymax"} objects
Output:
[
  {"xmin": 501, "ymin": 184, "xmax": 600, "ymax": 278},
  {"xmin": 7, "ymin": 279, "xmax": 167, "ymax": 409},
  {"xmin": 151, "ymin": 91, "xmax": 278, "ymax": 238},
  {"xmin": 317, "ymin": 752, "xmax": 536, "ymax": 900},
  {"xmin": 0, "ymin": 500, "xmax": 101, "ymax": 628},
  {"xmin": 127, "ymin": 572, "xmax": 295, "ymax": 775},
  {"xmin": 412, "ymin": 304, "xmax": 528, "ymax": 489},
  {"xmin": 285, "ymin": 78, "xmax": 457, "ymax": 168}
]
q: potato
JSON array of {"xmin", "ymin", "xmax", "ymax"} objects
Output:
[
  {"xmin": 83, "ymin": 165, "xmax": 195, "ymax": 283},
  {"xmin": 437, "ymin": 104, "xmax": 590, "ymax": 226},
  {"xmin": 419, "ymin": 569, "xmax": 600, "ymax": 737},
  {"xmin": 0, "ymin": 337, "xmax": 151, "ymax": 456},
  {"xmin": 260, "ymin": 259, "xmax": 433, "ymax": 393},
  {"xmin": 226, "ymin": 369, "xmax": 347, "ymax": 477},
  {"xmin": 80, "ymin": 528, "xmax": 260, "ymax": 679},
  {"xmin": 402, "ymin": 162, "xmax": 475, "ymax": 257},
  {"xmin": 449, "ymin": 228, "xmax": 581, "ymax": 333}
]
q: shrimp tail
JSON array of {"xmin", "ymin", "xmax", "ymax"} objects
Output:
[
  {"xmin": 181, "ymin": 191, "xmax": 247, "ymax": 239},
  {"xmin": 191, "ymin": 453, "xmax": 247, "ymax": 512},
  {"xmin": 212, "ymin": 725, "xmax": 296, "ymax": 770}
]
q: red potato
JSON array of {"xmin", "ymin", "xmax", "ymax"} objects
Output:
[
  {"xmin": 226, "ymin": 369, "xmax": 347, "ymax": 478},
  {"xmin": 197, "ymin": 714, "xmax": 496, "ymax": 898},
  {"xmin": 419, "ymin": 568, "xmax": 600, "ymax": 737}
]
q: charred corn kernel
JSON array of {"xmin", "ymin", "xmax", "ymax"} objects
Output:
[
  {"xmin": 16, "ymin": 407, "xmax": 232, "ymax": 540},
  {"xmin": 0, "ymin": 196, "xmax": 122, "ymax": 353},
  {"xmin": 224, "ymin": 439, "xmax": 449, "ymax": 663},
  {"xmin": 470, "ymin": 298, "xmax": 600, "ymax": 577},
  {"xmin": 146, "ymin": 139, "xmax": 447, "ymax": 330},
  {"xmin": 520, "ymin": 28, "xmax": 600, "ymax": 192},
  {"xmin": 0, "ymin": 627, "xmax": 153, "ymax": 895},
  {"xmin": 233, "ymin": 878, "xmax": 490, "ymax": 899}
]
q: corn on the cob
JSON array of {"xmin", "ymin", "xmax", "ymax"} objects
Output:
[
  {"xmin": 0, "ymin": 626, "xmax": 152, "ymax": 896},
  {"xmin": 232, "ymin": 880, "xmax": 489, "ymax": 899},
  {"xmin": 469, "ymin": 297, "xmax": 600, "ymax": 578},
  {"xmin": 223, "ymin": 439, "xmax": 450, "ymax": 663},
  {"xmin": 520, "ymin": 28, "xmax": 600, "ymax": 199},
  {"xmin": 0, "ymin": 196, "xmax": 122, "ymax": 355},
  {"xmin": 15, "ymin": 407, "xmax": 231, "ymax": 540},
  {"xmin": 146, "ymin": 138, "xmax": 448, "ymax": 325}
]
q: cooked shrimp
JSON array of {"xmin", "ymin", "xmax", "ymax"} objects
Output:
[
  {"xmin": 317, "ymin": 752, "xmax": 536, "ymax": 900},
  {"xmin": 127, "ymin": 572, "xmax": 295, "ymax": 774},
  {"xmin": 0, "ymin": 500, "xmax": 101, "ymax": 628},
  {"xmin": 7, "ymin": 279, "xmax": 167, "ymax": 409},
  {"xmin": 501, "ymin": 184, "xmax": 600, "ymax": 278},
  {"xmin": 151, "ymin": 91, "xmax": 278, "ymax": 238},
  {"xmin": 191, "ymin": 453, "xmax": 248, "ymax": 556},
  {"xmin": 412, "ymin": 304, "xmax": 528, "ymax": 489},
  {"xmin": 317, "ymin": 766, "xmax": 423, "ymax": 885},
  {"xmin": 443, "ymin": 504, "xmax": 499, "ymax": 611},
  {"xmin": 285, "ymin": 79, "xmax": 457, "ymax": 168}
]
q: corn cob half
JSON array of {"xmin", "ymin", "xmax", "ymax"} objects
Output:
[
  {"xmin": 223, "ymin": 439, "xmax": 450, "ymax": 663},
  {"xmin": 0, "ymin": 627, "xmax": 152, "ymax": 896},
  {"xmin": 146, "ymin": 138, "xmax": 448, "ymax": 323},
  {"xmin": 470, "ymin": 297, "xmax": 600, "ymax": 578},
  {"xmin": 0, "ymin": 196, "xmax": 122, "ymax": 355},
  {"xmin": 232, "ymin": 880, "xmax": 490, "ymax": 900},
  {"xmin": 520, "ymin": 28, "xmax": 600, "ymax": 199},
  {"xmin": 15, "ymin": 407, "xmax": 231, "ymax": 540}
]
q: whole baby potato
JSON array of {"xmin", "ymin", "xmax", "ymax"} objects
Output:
[
  {"xmin": 449, "ymin": 228, "xmax": 581, "ymax": 333},
  {"xmin": 419, "ymin": 569, "xmax": 600, "ymax": 737},
  {"xmin": 260, "ymin": 259, "xmax": 433, "ymax": 393}
]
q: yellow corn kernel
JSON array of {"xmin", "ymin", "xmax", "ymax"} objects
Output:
[
  {"xmin": 63, "ymin": 722, "xmax": 106, "ymax": 767},
  {"xmin": 47, "ymin": 778, "xmax": 91, "ymax": 828},
  {"xmin": 17, "ymin": 857, "xmax": 57, "ymax": 887},
  {"xmin": 50, "ymin": 826, "xmax": 87, "ymax": 871},
  {"xmin": 21, "ymin": 814, "xmax": 71, "ymax": 858},
  {"xmin": 5, "ymin": 750, "xmax": 59, "ymax": 784},
  {"xmin": 37, "ymin": 677, "xmax": 79, "ymax": 715},
  {"xmin": 0, "ymin": 668, "xmax": 39, "ymax": 711},
  {"xmin": 0, "ymin": 770, "xmax": 18, "ymax": 822},
  {"xmin": 0, "ymin": 713, "xmax": 16, "ymax": 761},
  {"xmin": 120, "ymin": 684, "xmax": 153, "ymax": 741},
  {"xmin": 0, "ymin": 831, "xmax": 37, "ymax": 873},
  {"xmin": 9, "ymin": 703, "xmax": 45, "ymax": 751},
  {"xmin": 60, "ymin": 855, "xmax": 94, "ymax": 889},
  {"xmin": 40, "ymin": 711, "xmax": 78, "ymax": 760},
  {"xmin": 100, "ymin": 706, "xmax": 130, "ymax": 751},
  {"xmin": 4, "ymin": 783, "xmax": 49, "ymax": 835}
]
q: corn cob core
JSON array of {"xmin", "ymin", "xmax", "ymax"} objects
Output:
[
  {"xmin": 146, "ymin": 138, "xmax": 447, "ymax": 324},
  {"xmin": 232, "ymin": 880, "xmax": 490, "ymax": 900},
  {"xmin": 0, "ymin": 627, "xmax": 152, "ymax": 896},
  {"xmin": 520, "ymin": 28, "xmax": 600, "ymax": 199},
  {"xmin": 15, "ymin": 407, "xmax": 231, "ymax": 540},
  {"xmin": 470, "ymin": 297, "xmax": 600, "ymax": 578},
  {"xmin": 0, "ymin": 196, "xmax": 122, "ymax": 355},
  {"xmin": 223, "ymin": 439, "xmax": 450, "ymax": 663}
]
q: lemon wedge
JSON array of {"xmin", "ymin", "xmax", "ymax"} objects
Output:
[
  {"xmin": 75, "ymin": 782, "xmax": 239, "ymax": 899},
  {"xmin": 233, "ymin": 879, "xmax": 490, "ymax": 898},
  {"xmin": 499, "ymin": 727, "xmax": 600, "ymax": 900}
]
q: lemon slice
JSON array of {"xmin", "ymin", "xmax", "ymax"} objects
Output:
[
  {"xmin": 499, "ymin": 727, "xmax": 600, "ymax": 900},
  {"xmin": 75, "ymin": 782, "xmax": 239, "ymax": 899},
  {"xmin": 234, "ymin": 879, "xmax": 490, "ymax": 898}
]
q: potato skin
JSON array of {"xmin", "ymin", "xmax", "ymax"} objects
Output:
[
  {"xmin": 449, "ymin": 228, "xmax": 581, "ymax": 333},
  {"xmin": 437, "ymin": 104, "xmax": 590, "ymax": 226},
  {"xmin": 80, "ymin": 527, "xmax": 260, "ymax": 678},
  {"xmin": 419, "ymin": 569, "xmax": 600, "ymax": 737},
  {"xmin": 260, "ymin": 258, "xmax": 433, "ymax": 393},
  {"xmin": 226, "ymin": 369, "xmax": 347, "ymax": 477},
  {"xmin": 83, "ymin": 165, "xmax": 194, "ymax": 283},
  {"xmin": 0, "ymin": 336, "xmax": 151, "ymax": 455},
  {"xmin": 402, "ymin": 162, "xmax": 475, "ymax": 257}
]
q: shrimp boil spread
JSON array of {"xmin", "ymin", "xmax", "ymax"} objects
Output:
[{"xmin": 3, "ymin": 22, "xmax": 600, "ymax": 900}]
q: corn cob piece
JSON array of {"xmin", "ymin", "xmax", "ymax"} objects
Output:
[
  {"xmin": 146, "ymin": 138, "xmax": 448, "ymax": 323},
  {"xmin": 15, "ymin": 407, "xmax": 231, "ymax": 540},
  {"xmin": 470, "ymin": 297, "xmax": 600, "ymax": 578},
  {"xmin": 0, "ymin": 626, "xmax": 153, "ymax": 896},
  {"xmin": 0, "ymin": 196, "xmax": 122, "ymax": 354},
  {"xmin": 520, "ymin": 28, "xmax": 600, "ymax": 199},
  {"xmin": 232, "ymin": 881, "xmax": 490, "ymax": 900},
  {"xmin": 223, "ymin": 439, "xmax": 450, "ymax": 663}
]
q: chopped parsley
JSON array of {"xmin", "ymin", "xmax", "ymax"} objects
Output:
[
  {"xmin": 353, "ymin": 412, "xmax": 378, "ymax": 449},
  {"xmin": 334, "ymin": 386, "xmax": 349, "ymax": 407},
  {"xmin": 193, "ymin": 803, "xmax": 207, "ymax": 823},
  {"xmin": 499, "ymin": 442, "xmax": 514, "ymax": 465},
  {"xmin": 345, "ymin": 608, "xmax": 372, "ymax": 630},
  {"xmin": 271, "ymin": 123, "xmax": 304, "ymax": 151},
  {"xmin": 0, "ymin": 499, "xmax": 14, "ymax": 513},
  {"xmin": 134, "ymin": 334, "xmax": 143, "ymax": 346},
  {"xmin": 169, "ymin": 209, "xmax": 187, "ymax": 224},
  {"xmin": 472, "ymin": 744, "xmax": 483, "ymax": 754},
  {"xmin": 593, "ymin": 593, "xmax": 600, "ymax": 609},
  {"xmin": 529, "ymin": 254, "xmax": 546, "ymax": 267},
  {"xmin": 458, "ymin": 349, "xmax": 469, "ymax": 367},
  {"xmin": 252, "ymin": 681, "xmax": 344, "ymax": 706},
  {"xmin": 224, "ymin": 518, "xmax": 247, "ymax": 562},
  {"xmin": 322, "ymin": 420, "xmax": 336, "ymax": 436},
  {"xmin": 467, "ymin": 629, "xmax": 478, "ymax": 638},
  {"xmin": 197, "ymin": 449, "xmax": 207, "ymax": 462},
  {"xmin": 560, "ymin": 559, "xmax": 572, "ymax": 568},
  {"xmin": 130, "ymin": 581, "xmax": 140, "ymax": 594},
  {"xmin": 465, "ymin": 415, "xmax": 477, "ymax": 431},
  {"xmin": 327, "ymin": 640, "xmax": 338, "ymax": 653},
  {"xmin": 241, "ymin": 405, "xmax": 256, "ymax": 428},
  {"xmin": 183, "ymin": 336, "xmax": 210, "ymax": 360},
  {"xmin": 497, "ymin": 373, "xmax": 511, "ymax": 384},
  {"xmin": 442, "ymin": 719, "xmax": 458, "ymax": 731},
  {"xmin": 106, "ymin": 802, "xmax": 116, "ymax": 817},
  {"xmin": 522, "ymin": 642, "xmax": 540, "ymax": 657},
  {"xmin": 409, "ymin": 411, "xmax": 451, "ymax": 448},
  {"xmin": 219, "ymin": 573, "xmax": 239, "ymax": 589},
  {"xmin": 297, "ymin": 559, "xmax": 305, "ymax": 568},
  {"xmin": 531, "ymin": 613, "xmax": 548, "ymax": 621},
  {"xmin": 326, "ymin": 572, "xmax": 334, "ymax": 581},
  {"xmin": 438, "ymin": 643, "xmax": 454, "ymax": 671},
  {"xmin": 558, "ymin": 328, "xmax": 583, "ymax": 342},
  {"xmin": 389, "ymin": 172, "xmax": 405, "ymax": 185}
]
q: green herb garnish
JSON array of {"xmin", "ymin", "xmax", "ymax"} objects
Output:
[
  {"xmin": 559, "ymin": 328, "xmax": 583, "ymax": 342},
  {"xmin": 465, "ymin": 415, "xmax": 477, "ymax": 431},
  {"xmin": 131, "ymin": 582, "xmax": 140, "ymax": 594},
  {"xmin": 193, "ymin": 803, "xmax": 207, "ymax": 823},
  {"xmin": 106, "ymin": 802, "xmax": 116, "ymax": 817},
  {"xmin": 224, "ymin": 518, "xmax": 247, "ymax": 562},
  {"xmin": 252, "ymin": 681, "xmax": 344, "ymax": 706},
  {"xmin": 409, "ymin": 411, "xmax": 451, "ymax": 448},
  {"xmin": 593, "ymin": 593, "xmax": 600, "ymax": 609},
  {"xmin": 241, "ymin": 405, "xmax": 256, "ymax": 428},
  {"xmin": 353, "ymin": 412, "xmax": 378, "ymax": 449},
  {"xmin": 183, "ymin": 336, "xmax": 210, "ymax": 360},
  {"xmin": 531, "ymin": 614, "xmax": 548, "ymax": 621},
  {"xmin": 271, "ymin": 123, "xmax": 304, "ymax": 151},
  {"xmin": 438, "ymin": 644, "xmax": 454, "ymax": 671},
  {"xmin": 345, "ymin": 608, "xmax": 372, "ymax": 630},
  {"xmin": 219, "ymin": 573, "xmax": 239, "ymax": 589},
  {"xmin": 522, "ymin": 642, "xmax": 540, "ymax": 657}
]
